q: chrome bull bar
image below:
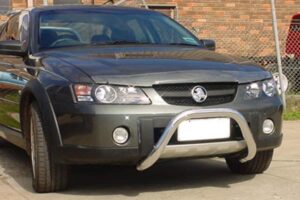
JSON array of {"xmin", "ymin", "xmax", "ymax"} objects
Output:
[{"xmin": 137, "ymin": 108, "xmax": 257, "ymax": 171}]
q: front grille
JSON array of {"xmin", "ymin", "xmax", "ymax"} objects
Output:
[{"xmin": 153, "ymin": 82, "xmax": 237, "ymax": 106}]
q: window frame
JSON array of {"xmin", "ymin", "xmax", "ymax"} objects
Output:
[
  {"xmin": 52, "ymin": 0, "xmax": 82, "ymax": 5},
  {"xmin": 0, "ymin": 0, "xmax": 12, "ymax": 14},
  {"xmin": 143, "ymin": 4, "xmax": 178, "ymax": 20}
]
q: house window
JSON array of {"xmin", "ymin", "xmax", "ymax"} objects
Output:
[
  {"xmin": 53, "ymin": 0, "xmax": 81, "ymax": 4},
  {"xmin": 0, "ymin": 0, "xmax": 11, "ymax": 13},
  {"xmin": 145, "ymin": 4, "xmax": 178, "ymax": 20}
]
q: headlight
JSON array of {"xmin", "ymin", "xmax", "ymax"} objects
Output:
[
  {"xmin": 245, "ymin": 79, "xmax": 277, "ymax": 99},
  {"xmin": 95, "ymin": 85, "xmax": 117, "ymax": 103},
  {"xmin": 262, "ymin": 79, "xmax": 276, "ymax": 97},
  {"xmin": 114, "ymin": 86, "xmax": 151, "ymax": 104},
  {"xmin": 245, "ymin": 82, "xmax": 261, "ymax": 99},
  {"xmin": 73, "ymin": 84, "xmax": 151, "ymax": 104}
]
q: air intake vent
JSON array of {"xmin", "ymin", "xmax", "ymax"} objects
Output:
[{"xmin": 153, "ymin": 82, "xmax": 237, "ymax": 106}]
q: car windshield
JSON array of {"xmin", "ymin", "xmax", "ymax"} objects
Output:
[{"xmin": 38, "ymin": 9, "xmax": 200, "ymax": 49}]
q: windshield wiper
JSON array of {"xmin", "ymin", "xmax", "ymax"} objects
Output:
[
  {"xmin": 91, "ymin": 41, "xmax": 199, "ymax": 46},
  {"xmin": 165, "ymin": 43, "xmax": 199, "ymax": 47},
  {"xmin": 92, "ymin": 40, "xmax": 152, "ymax": 45}
]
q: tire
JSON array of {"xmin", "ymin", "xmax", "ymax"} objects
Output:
[
  {"xmin": 30, "ymin": 102, "xmax": 69, "ymax": 193},
  {"xmin": 226, "ymin": 150, "xmax": 274, "ymax": 174}
]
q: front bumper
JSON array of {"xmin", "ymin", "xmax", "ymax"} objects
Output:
[
  {"xmin": 137, "ymin": 108, "xmax": 256, "ymax": 170},
  {"xmin": 51, "ymin": 87, "xmax": 283, "ymax": 167}
]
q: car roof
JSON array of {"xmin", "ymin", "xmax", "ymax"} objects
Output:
[{"xmin": 30, "ymin": 5, "xmax": 157, "ymax": 14}]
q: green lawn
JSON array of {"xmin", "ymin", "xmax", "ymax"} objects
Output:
[
  {"xmin": 283, "ymin": 111, "xmax": 300, "ymax": 120},
  {"xmin": 284, "ymin": 95, "xmax": 300, "ymax": 121},
  {"xmin": 0, "ymin": 101, "xmax": 20, "ymax": 129}
]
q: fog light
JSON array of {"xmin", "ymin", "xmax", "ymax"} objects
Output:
[
  {"xmin": 113, "ymin": 127, "xmax": 129, "ymax": 144},
  {"xmin": 263, "ymin": 119, "xmax": 275, "ymax": 135}
]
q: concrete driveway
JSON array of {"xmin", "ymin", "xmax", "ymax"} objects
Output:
[{"xmin": 0, "ymin": 121, "xmax": 299, "ymax": 200}]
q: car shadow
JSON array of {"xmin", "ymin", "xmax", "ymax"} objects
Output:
[{"xmin": 0, "ymin": 142, "xmax": 255, "ymax": 196}]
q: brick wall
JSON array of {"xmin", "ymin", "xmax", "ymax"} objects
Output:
[
  {"xmin": 163, "ymin": 0, "xmax": 300, "ymax": 56},
  {"xmin": 12, "ymin": 0, "xmax": 27, "ymax": 9},
  {"xmin": 0, "ymin": 0, "xmax": 299, "ymax": 57}
]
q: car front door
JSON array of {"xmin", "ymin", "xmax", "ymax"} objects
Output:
[{"xmin": 0, "ymin": 11, "xmax": 30, "ymax": 131}]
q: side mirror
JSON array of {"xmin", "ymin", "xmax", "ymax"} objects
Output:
[
  {"xmin": 201, "ymin": 39, "xmax": 216, "ymax": 51},
  {"xmin": 0, "ymin": 40, "xmax": 26, "ymax": 56}
]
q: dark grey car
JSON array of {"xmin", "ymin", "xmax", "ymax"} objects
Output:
[{"xmin": 0, "ymin": 5, "xmax": 283, "ymax": 193}]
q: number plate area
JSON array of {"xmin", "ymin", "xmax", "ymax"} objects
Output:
[{"xmin": 177, "ymin": 118, "xmax": 231, "ymax": 142}]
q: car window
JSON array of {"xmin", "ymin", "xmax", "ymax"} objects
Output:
[
  {"xmin": 38, "ymin": 11, "xmax": 200, "ymax": 49},
  {"xmin": 6, "ymin": 13, "xmax": 20, "ymax": 40},
  {"xmin": 19, "ymin": 12, "xmax": 29, "ymax": 49},
  {"xmin": 148, "ymin": 17, "xmax": 191, "ymax": 44},
  {"xmin": 126, "ymin": 19, "xmax": 149, "ymax": 43},
  {"xmin": 0, "ymin": 23, "xmax": 7, "ymax": 41}
]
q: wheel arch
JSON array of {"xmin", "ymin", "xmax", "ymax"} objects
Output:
[{"xmin": 20, "ymin": 79, "xmax": 62, "ymax": 153}]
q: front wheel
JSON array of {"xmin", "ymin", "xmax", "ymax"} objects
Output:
[
  {"xmin": 226, "ymin": 150, "xmax": 274, "ymax": 174},
  {"xmin": 30, "ymin": 102, "xmax": 69, "ymax": 193}
]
